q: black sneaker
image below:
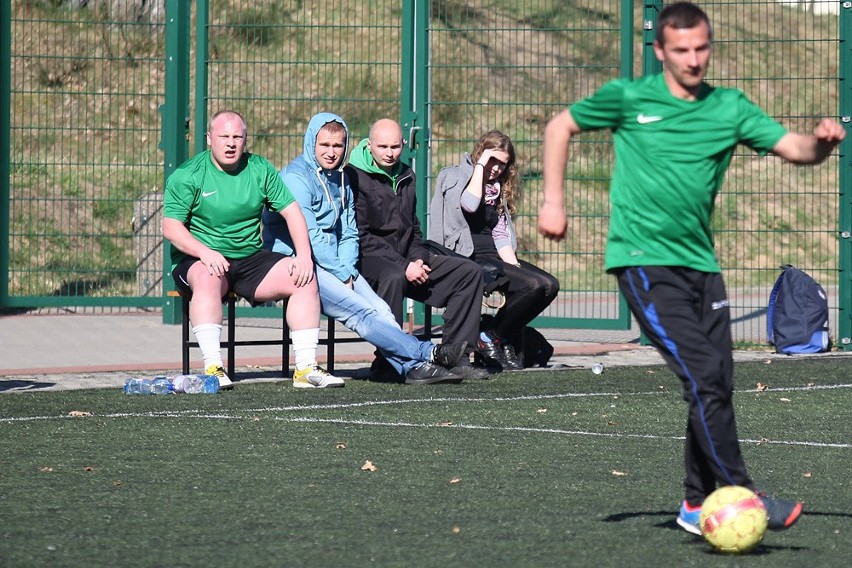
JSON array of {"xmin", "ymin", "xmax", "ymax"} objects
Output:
[
  {"xmin": 431, "ymin": 341, "xmax": 468, "ymax": 369},
  {"xmin": 757, "ymin": 493, "xmax": 803, "ymax": 530},
  {"xmin": 405, "ymin": 362, "xmax": 463, "ymax": 385},
  {"xmin": 449, "ymin": 356, "xmax": 490, "ymax": 379}
]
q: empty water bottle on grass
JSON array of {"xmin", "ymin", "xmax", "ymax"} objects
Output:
[
  {"xmin": 170, "ymin": 374, "xmax": 220, "ymax": 394},
  {"xmin": 123, "ymin": 377, "xmax": 173, "ymax": 395},
  {"xmin": 123, "ymin": 375, "xmax": 219, "ymax": 395}
]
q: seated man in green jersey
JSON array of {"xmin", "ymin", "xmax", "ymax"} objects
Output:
[
  {"xmin": 163, "ymin": 110, "xmax": 344, "ymax": 389},
  {"xmin": 539, "ymin": 0, "xmax": 844, "ymax": 537}
]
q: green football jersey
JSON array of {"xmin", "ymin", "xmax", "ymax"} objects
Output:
[
  {"xmin": 164, "ymin": 150, "xmax": 295, "ymax": 268},
  {"xmin": 569, "ymin": 73, "xmax": 787, "ymax": 272}
]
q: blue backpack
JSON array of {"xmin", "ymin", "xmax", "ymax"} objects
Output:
[{"xmin": 767, "ymin": 265, "xmax": 830, "ymax": 354}]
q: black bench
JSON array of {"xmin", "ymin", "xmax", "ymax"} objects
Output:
[{"xmin": 167, "ymin": 290, "xmax": 367, "ymax": 378}]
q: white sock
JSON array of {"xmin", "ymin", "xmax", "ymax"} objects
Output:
[
  {"xmin": 291, "ymin": 327, "xmax": 319, "ymax": 371},
  {"xmin": 192, "ymin": 323, "xmax": 223, "ymax": 369}
]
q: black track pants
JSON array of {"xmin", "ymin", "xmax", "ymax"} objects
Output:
[
  {"xmin": 615, "ymin": 266, "xmax": 754, "ymax": 504},
  {"xmin": 360, "ymin": 253, "xmax": 483, "ymax": 349}
]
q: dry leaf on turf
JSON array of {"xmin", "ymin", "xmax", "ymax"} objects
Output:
[
  {"xmin": 437, "ymin": 421, "xmax": 453, "ymax": 426},
  {"xmin": 537, "ymin": 408, "xmax": 547, "ymax": 414},
  {"xmin": 361, "ymin": 460, "xmax": 378, "ymax": 472},
  {"xmin": 779, "ymin": 397, "xmax": 791, "ymax": 402},
  {"xmin": 336, "ymin": 443, "xmax": 347, "ymax": 449},
  {"xmin": 756, "ymin": 383, "xmax": 769, "ymax": 391},
  {"xmin": 803, "ymin": 472, "xmax": 813, "ymax": 478},
  {"xmin": 452, "ymin": 526, "xmax": 461, "ymax": 534},
  {"xmin": 611, "ymin": 470, "xmax": 627, "ymax": 477},
  {"xmin": 84, "ymin": 466, "xmax": 95, "ymax": 472},
  {"xmin": 68, "ymin": 410, "xmax": 92, "ymax": 417},
  {"xmin": 38, "ymin": 467, "xmax": 54, "ymax": 473},
  {"xmin": 449, "ymin": 477, "xmax": 462, "ymax": 484}
]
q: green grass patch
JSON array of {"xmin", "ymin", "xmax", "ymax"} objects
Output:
[{"xmin": 2, "ymin": 358, "xmax": 850, "ymax": 567}]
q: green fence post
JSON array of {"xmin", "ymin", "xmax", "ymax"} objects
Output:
[
  {"xmin": 401, "ymin": 0, "xmax": 431, "ymax": 326},
  {"xmin": 621, "ymin": 0, "xmax": 634, "ymax": 80},
  {"xmin": 160, "ymin": 0, "xmax": 192, "ymax": 324},
  {"xmin": 839, "ymin": 2, "xmax": 852, "ymax": 350},
  {"xmin": 643, "ymin": 1, "xmax": 663, "ymax": 76},
  {"xmin": 0, "ymin": 0, "xmax": 10, "ymax": 308},
  {"xmin": 194, "ymin": 0, "xmax": 209, "ymax": 154}
]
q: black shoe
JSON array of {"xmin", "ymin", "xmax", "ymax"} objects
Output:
[
  {"xmin": 449, "ymin": 356, "xmax": 490, "ymax": 379},
  {"xmin": 370, "ymin": 356, "xmax": 402, "ymax": 382},
  {"xmin": 475, "ymin": 338, "xmax": 504, "ymax": 370},
  {"xmin": 757, "ymin": 492, "xmax": 803, "ymax": 530},
  {"xmin": 500, "ymin": 342, "xmax": 524, "ymax": 370},
  {"xmin": 431, "ymin": 340, "xmax": 468, "ymax": 369},
  {"xmin": 405, "ymin": 362, "xmax": 463, "ymax": 385}
]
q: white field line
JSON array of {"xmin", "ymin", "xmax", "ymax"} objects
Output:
[
  {"xmin": 271, "ymin": 416, "xmax": 852, "ymax": 449},
  {"xmin": 1, "ymin": 384, "xmax": 850, "ymax": 450}
]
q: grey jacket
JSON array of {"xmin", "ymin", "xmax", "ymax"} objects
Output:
[{"xmin": 429, "ymin": 152, "xmax": 517, "ymax": 257}]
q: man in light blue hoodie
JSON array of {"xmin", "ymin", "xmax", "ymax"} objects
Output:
[{"xmin": 263, "ymin": 113, "xmax": 468, "ymax": 385}]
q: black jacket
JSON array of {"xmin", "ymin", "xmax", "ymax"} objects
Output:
[{"xmin": 346, "ymin": 163, "xmax": 432, "ymax": 265}]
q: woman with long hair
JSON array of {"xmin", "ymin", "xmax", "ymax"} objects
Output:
[{"xmin": 430, "ymin": 130, "xmax": 559, "ymax": 370}]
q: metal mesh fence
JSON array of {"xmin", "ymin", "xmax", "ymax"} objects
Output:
[
  {"xmin": 7, "ymin": 0, "xmax": 165, "ymax": 305},
  {"xmin": 703, "ymin": 0, "xmax": 840, "ymax": 343},
  {"xmin": 2, "ymin": 0, "xmax": 846, "ymax": 346},
  {"xmin": 428, "ymin": 0, "xmax": 625, "ymax": 328},
  {"xmin": 202, "ymin": 0, "xmax": 402, "ymax": 168}
]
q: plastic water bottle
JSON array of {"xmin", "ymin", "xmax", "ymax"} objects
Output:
[
  {"xmin": 170, "ymin": 374, "xmax": 220, "ymax": 394},
  {"xmin": 124, "ymin": 377, "xmax": 174, "ymax": 395}
]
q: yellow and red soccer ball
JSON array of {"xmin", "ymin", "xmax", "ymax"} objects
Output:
[{"xmin": 699, "ymin": 486, "xmax": 768, "ymax": 554}]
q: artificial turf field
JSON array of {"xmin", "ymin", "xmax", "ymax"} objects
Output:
[{"xmin": 1, "ymin": 357, "xmax": 850, "ymax": 567}]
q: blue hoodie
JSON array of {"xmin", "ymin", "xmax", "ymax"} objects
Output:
[{"xmin": 262, "ymin": 112, "xmax": 358, "ymax": 282}]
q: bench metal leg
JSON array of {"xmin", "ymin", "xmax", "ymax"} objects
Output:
[
  {"xmin": 226, "ymin": 295, "xmax": 236, "ymax": 378},
  {"xmin": 181, "ymin": 295, "xmax": 191, "ymax": 375},
  {"xmin": 326, "ymin": 317, "xmax": 336, "ymax": 374},
  {"xmin": 282, "ymin": 299, "xmax": 290, "ymax": 377}
]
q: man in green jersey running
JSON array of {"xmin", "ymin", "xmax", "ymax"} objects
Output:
[
  {"xmin": 539, "ymin": 1, "xmax": 844, "ymax": 536},
  {"xmin": 163, "ymin": 110, "xmax": 344, "ymax": 389}
]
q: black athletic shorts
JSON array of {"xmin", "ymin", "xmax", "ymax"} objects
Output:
[{"xmin": 172, "ymin": 250, "xmax": 289, "ymax": 305}]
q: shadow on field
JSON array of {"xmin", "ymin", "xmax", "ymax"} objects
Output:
[
  {"xmin": 0, "ymin": 380, "xmax": 57, "ymax": 392},
  {"xmin": 603, "ymin": 509, "xmax": 836, "ymax": 554}
]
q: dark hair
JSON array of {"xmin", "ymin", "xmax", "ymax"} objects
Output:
[{"xmin": 656, "ymin": 2, "xmax": 712, "ymax": 45}]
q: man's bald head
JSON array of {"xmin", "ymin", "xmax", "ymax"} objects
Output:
[{"xmin": 367, "ymin": 118, "xmax": 404, "ymax": 172}]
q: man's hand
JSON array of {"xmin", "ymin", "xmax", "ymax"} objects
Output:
[
  {"xmin": 538, "ymin": 204, "xmax": 568, "ymax": 241},
  {"xmin": 199, "ymin": 250, "xmax": 230, "ymax": 276},
  {"xmin": 405, "ymin": 259, "xmax": 431, "ymax": 285},
  {"xmin": 815, "ymin": 118, "xmax": 846, "ymax": 144},
  {"xmin": 288, "ymin": 254, "xmax": 315, "ymax": 287}
]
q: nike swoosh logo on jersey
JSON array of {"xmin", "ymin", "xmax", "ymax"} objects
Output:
[
  {"xmin": 636, "ymin": 114, "xmax": 663, "ymax": 124},
  {"xmin": 202, "ymin": 191, "xmax": 217, "ymax": 197}
]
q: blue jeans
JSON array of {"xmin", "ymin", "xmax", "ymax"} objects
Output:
[{"xmin": 316, "ymin": 266, "xmax": 433, "ymax": 375}]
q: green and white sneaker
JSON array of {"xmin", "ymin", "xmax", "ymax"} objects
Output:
[{"xmin": 293, "ymin": 365, "xmax": 345, "ymax": 388}]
